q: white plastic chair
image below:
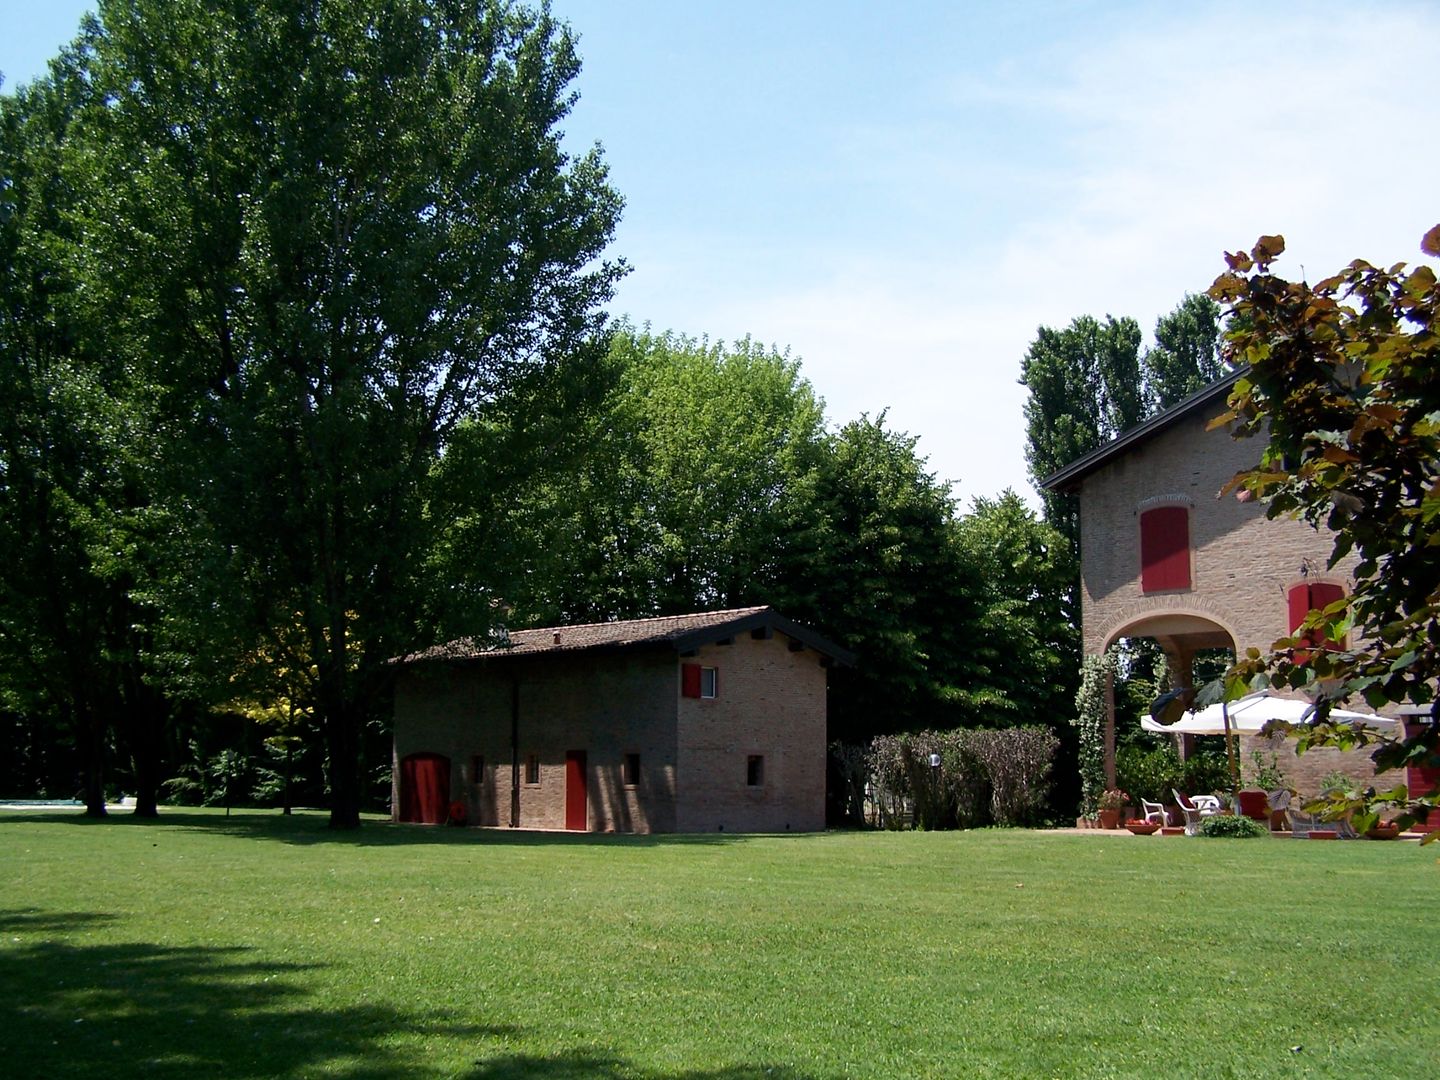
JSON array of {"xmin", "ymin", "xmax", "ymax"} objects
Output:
[
  {"xmin": 1139, "ymin": 799, "xmax": 1168, "ymax": 827},
  {"xmin": 1173, "ymin": 790, "xmax": 1221, "ymax": 836}
]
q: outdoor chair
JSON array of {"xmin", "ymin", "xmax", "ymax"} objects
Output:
[
  {"xmin": 1172, "ymin": 790, "xmax": 1222, "ymax": 836},
  {"xmin": 1139, "ymin": 798, "xmax": 1168, "ymax": 827},
  {"xmin": 1287, "ymin": 806, "xmax": 1322, "ymax": 837},
  {"xmin": 1267, "ymin": 789, "xmax": 1291, "ymax": 831}
]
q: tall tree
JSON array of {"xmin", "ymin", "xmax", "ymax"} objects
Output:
[
  {"xmin": 51, "ymin": 0, "xmax": 624, "ymax": 827},
  {"xmin": 1145, "ymin": 293, "xmax": 1226, "ymax": 410},
  {"xmin": 1020, "ymin": 315, "xmax": 1145, "ymax": 540},
  {"xmin": 0, "ymin": 34, "xmax": 175, "ymax": 816}
]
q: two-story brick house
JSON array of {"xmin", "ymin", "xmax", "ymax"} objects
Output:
[
  {"xmin": 1039, "ymin": 373, "xmax": 1385, "ymax": 797},
  {"xmin": 391, "ymin": 606, "xmax": 852, "ymax": 833}
]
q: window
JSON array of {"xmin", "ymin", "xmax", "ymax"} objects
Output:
[
  {"xmin": 470, "ymin": 754, "xmax": 484, "ymax": 786},
  {"xmin": 525, "ymin": 754, "xmax": 540, "ymax": 785},
  {"xmin": 1288, "ymin": 581, "xmax": 1346, "ymax": 652},
  {"xmin": 682, "ymin": 663, "xmax": 719, "ymax": 699},
  {"xmin": 1140, "ymin": 505, "xmax": 1191, "ymax": 593},
  {"xmin": 622, "ymin": 753, "xmax": 640, "ymax": 788},
  {"xmin": 746, "ymin": 755, "xmax": 764, "ymax": 787}
]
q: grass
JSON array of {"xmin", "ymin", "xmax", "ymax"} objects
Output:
[{"xmin": 1, "ymin": 810, "xmax": 1436, "ymax": 1078}]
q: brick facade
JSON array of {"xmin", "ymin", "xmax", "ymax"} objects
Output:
[
  {"xmin": 1047, "ymin": 379, "xmax": 1387, "ymax": 800},
  {"xmin": 392, "ymin": 611, "xmax": 838, "ymax": 833}
]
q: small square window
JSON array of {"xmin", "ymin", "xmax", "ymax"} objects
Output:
[
  {"xmin": 622, "ymin": 753, "xmax": 640, "ymax": 787},
  {"xmin": 525, "ymin": 754, "xmax": 540, "ymax": 785},
  {"xmin": 701, "ymin": 667, "xmax": 718, "ymax": 699},
  {"xmin": 746, "ymin": 755, "xmax": 764, "ymax": 787}
]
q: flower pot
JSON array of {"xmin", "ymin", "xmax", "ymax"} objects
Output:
[
  {"xmin": 1309, "ymin": 830, "xmax": 1338, "ymax": 840},
  {"xmin": 1125, "ymin": 822, "xmax": 1160, "ymax": 835},
  {"xmin": 1097, "ymin": 808, "xmax": 1121, "ymax": 829},
  {"xmin": 1366, "ymin": 824, "xmax": 1401, "ymax": 840}
]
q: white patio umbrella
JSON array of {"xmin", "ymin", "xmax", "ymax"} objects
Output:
[{"xmin": 1141, "ymin": 689, "xmax": 1400, "ymax": 736}]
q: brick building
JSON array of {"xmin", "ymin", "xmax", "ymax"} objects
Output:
[
  {"xmin": 1039, "ymin": 373, "xmax": 1386, "ymax": 798},
  {"xmin": 391, "ymin": 606, "xmax": 852, "ymax": 833}
]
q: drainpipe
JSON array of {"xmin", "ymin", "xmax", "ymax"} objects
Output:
[{"xmin": 510, "ymin": 675, "xmax": 520, "ymax": 828}]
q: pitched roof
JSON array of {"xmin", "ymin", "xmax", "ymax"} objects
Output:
[
  {"xmin": 395, "ymin": 606, "xmax": 854, "ymax": 666},
  {"xmin": 1038, "ymin": 369, "xmax": 1244, "ymax": 493}
]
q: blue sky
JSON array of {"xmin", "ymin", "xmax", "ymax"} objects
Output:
[{"xmin": 4, "ymin": 1, "xmax": 1438, "ymax": 505}]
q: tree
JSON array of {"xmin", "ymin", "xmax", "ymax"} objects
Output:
[
  {"xmin": 45, "ymin": 0, "xmax": 624, "ymax": 827},
  {"xmin": 951, "ymin": 490, "xmax": 1076, "ymax": 725},
  {"xmin": 434, "ymin": 327, "xmax": 825, "ymax": 625},
  {"xmin": 1145, "ymin": 293, "xmax": 1226, "ymax": 410},
  {"xmin": 1210, "ymin": 228, "xmax": 1440, "ymax": 835},
  {"xmin": 1020, "ymin": 314, "xmax": 1146, "ymax": 540},
  {"xmin": 0, "ymin": 34, "xmax": 178, "ymax": 817}
]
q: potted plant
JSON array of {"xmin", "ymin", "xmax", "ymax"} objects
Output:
[
  {"xmin": 1124, "ymin": 818, "xmax": 1160, "ymax": 835},
  {"xmin": 1097, "ymin": 788, "xmax": 1127, "ymax": 830},
  {"xmin": 1247, "ymin": 750, "xmax": 1290, "ymax": 826}
]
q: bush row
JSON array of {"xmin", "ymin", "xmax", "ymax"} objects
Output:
[{"xmin": 831, "ymin": 727, "xmax": 1059, "ymax": 830}]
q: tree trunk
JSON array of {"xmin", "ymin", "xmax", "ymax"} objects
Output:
[
  {"xmin": 81, "ymin": 707, "xmax": 107, "ymax": 818},
  {"xmin": 325, "ymin": 705, "xmax": 362, "ymax": 830},
  {"xmin": 123, "ymin": 679, "xmax": 165, "ymax": 818}
]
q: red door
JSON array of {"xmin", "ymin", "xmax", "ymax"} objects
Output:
[
  {"xmin": 399, "ymin": 752, "xmax": 450, "ymax": 824},
  {"xmin": 565, "ymin": 750, "xmax": 587, "ymax": 831}
]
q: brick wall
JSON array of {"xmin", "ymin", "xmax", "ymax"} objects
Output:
[
  {"xmin": 1079, "ymin": 410, "xmax": 1354, "ymax": 659},
  {"xmin": 674, "ymin": 633, "xmax": 828, "ymax": 833},
  {"xmin": 393, "ymin": 650, "xmax": 678, "ymax": 832},
  {"xmin": 1077, "ymin": 407, "xmax": 1386, "ymax": 788},
  {"xmin": 393, "ymin": 631, "xmax": 830, "ymax": 833}
]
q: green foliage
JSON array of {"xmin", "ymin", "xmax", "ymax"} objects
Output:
[
  {"xmin": 2, "ymin": 0, "xmax": 626, "ymax": 827},
  {"xmin": 1249, "ymin": 750, "xmax": 1289, "ymax": 792},
  {"xmin": 1073, "ymin": 650, "xmax": 1116, "ymax": 816},
  {"xmin": 1212, "ymin": 228, "xmax": 1440, "ymax": 837},
  {"xmin": 1198, "ymin": 814, "xmax": 1269, "ymax": 839},
  {"xmin": 864, "ymin": 727, "xmax": 1059, "ymax": 829},
  {"xmin": 1145, "ymin": 293, "xmax": 1227, "ymax": 409},
  {"xmin": 1021, "ymin": 314, "xmax": 1146, "ymax": 540},
  {"xmin": 1116, "ymin": 744, "xmax": 1183, "ymax": 803}
]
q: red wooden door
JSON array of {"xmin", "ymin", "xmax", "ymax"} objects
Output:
[
  {"xmin": 399, "ymin": 752, "xmax": 450, "ymax": 824},
  {"xmin": 565, "ymin": 750, "xmax": 587, "ymax": 831}
]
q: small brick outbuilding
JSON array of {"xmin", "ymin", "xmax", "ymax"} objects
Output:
[{"xmin": 391, "ymin": 606, "xmax": 852, "ymax": 833}]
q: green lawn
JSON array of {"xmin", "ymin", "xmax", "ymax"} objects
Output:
[{"xmin": 1, "ymin": 811, "xmax": 1435, "ymax": 1078}]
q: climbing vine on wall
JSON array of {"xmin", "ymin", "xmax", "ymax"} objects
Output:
[{"xmin": 1074, "ymin": 648, "xmax": 1118, "ymax": 817}]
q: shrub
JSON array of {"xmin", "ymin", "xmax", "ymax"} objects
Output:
[
  {"xmin": 863, "ymin": 727, "xmax": 1059, "ymax": 830},
  {"xmin": 1116, "ymin": 744, "xmax": 1183, "ymax": 803},
  {"xmin": 1199, "ymin": 814, "xmax": 1269, "ymax": 839}
]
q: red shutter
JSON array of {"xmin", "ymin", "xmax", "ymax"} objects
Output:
[
  {"xmin": 1289, "ymin": 581, "xmax": 1347, "ymax": 656},
  {"xmin": 1140, "ymin": 507, "xmax": 1190, "ymax": 593},
  {"xmin": 1309, "ymin": 582, "xmax": 1345, "ymax": 650},
  {"xmin": 1287, "ymin": 583, "xmax": 1312, "ymax": 634},
  {"xmin": 682, "ymin": 662, "xmax": 701, "ymax": 698}
]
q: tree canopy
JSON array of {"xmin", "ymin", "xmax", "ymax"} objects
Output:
[
  {"xmin": 0, "ymin": 0, "xmax": 625, "ymax": 826},
  {"xmin": 1210, "ymin": 228, "xmax": 1440, "ymax": 834}
]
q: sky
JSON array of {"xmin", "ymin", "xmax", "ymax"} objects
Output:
[{"xmin": 3, "ymin": 0, "xmax": 1438, "ymax": 508}]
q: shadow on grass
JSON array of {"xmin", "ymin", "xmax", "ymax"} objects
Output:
[
  {"xmin": 463, "ymin": 1055, "xmax": 832, "ymax": 1080},
  {"xmin": 0, "ymin": 909, "xmax": 834, "ymax": 1080},
  {"xmin": 0, "ymin": 908, "xmax": 515, "ymax": 1080},
  {"xmin": 4, "ymin": 810, "xmax": 787, "ymax": 849}
]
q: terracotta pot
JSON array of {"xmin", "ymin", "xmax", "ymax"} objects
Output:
[
  {"xmin": 1125, "ymin": 822, "xmax": 1160, "ymax": 835},
  {"xmin": 1309, "ymin": 830, "xmax": 1339, "ymax": 840},
  {"xmin": 1098, "ymin": 808, "xmax": 1121, "ymax": 829},
  {"xmin": 1366, "ymin": 824, "xmax": 1401, "ymax": 840},
  {"xmin": 1159, "ymin": 826, "xmax": 1185, "ymax": 836}
]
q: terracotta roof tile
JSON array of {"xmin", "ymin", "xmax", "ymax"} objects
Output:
[{"xmin": 397, "ymin": 606, "xmax": 783, "ymax": 664}]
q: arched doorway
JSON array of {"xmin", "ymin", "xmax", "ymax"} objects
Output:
[
  {"xmin": 1099, "ymin": 609, "xmax": 1239, "ymax": 786},
  {"xmin": 398, "ymin": 752, "xmax": 451, "ymax": 824}
]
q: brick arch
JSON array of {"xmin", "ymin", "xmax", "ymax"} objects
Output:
[{"xmin": 1095, "ymin": 597, "xmax": 1242, "ymax": 655}]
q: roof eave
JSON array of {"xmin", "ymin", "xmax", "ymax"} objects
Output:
[{"xmin": 1037, "ymin": 369, "xmax": 1245, "ymax": 494}]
